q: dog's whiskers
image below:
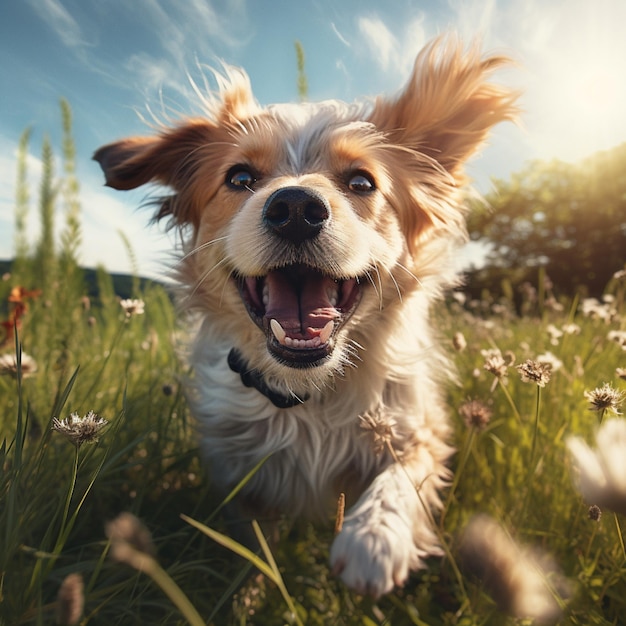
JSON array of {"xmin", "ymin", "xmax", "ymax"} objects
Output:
[
  {"xmin": 179, "ymin": 236, "xmax": 229, "ymax": 264},
  {"xmin": 394, "ymin": 263, "xmax": 424, "ymax": 289},
  {"xmin": 189, "ymin": 256, "xmax": 231, "ymax": 300}
]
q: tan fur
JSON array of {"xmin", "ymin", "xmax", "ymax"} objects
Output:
[{"xmin": 94, "ymin": 35, "xmax": 517, "ymax": 597}]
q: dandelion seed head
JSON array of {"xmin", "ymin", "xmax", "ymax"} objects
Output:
[
  {"xmin": 459, "ymin": 399, "xmax": 492, "ymax": 430},
  {"xmin": 516, "ymin": 359, "xmax": 552, "ymax": 387},
  {"xmin": 52, "ymin": 410, "xmax": 108, "ymax": 447},
  {"xmin": 584, "ymin": 383, "xmax": 625, "ymax": 414}
]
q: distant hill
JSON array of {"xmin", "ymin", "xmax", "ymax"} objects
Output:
[{"xmin": 0, "ymin": 259, "xmax": 162, "ymax": 300}]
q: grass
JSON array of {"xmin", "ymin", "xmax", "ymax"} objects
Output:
[
  {"xmin": 2, "ymin": 107, "xmax": 626, "ymax": 625},
  {"xmin": 1, "ymin": 260, "xmax": 625, "ymax": 625}
]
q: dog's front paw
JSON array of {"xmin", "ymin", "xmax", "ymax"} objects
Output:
[{"xmin": 329, "ymin": 512, "xmax": 418, "ymax": 597}]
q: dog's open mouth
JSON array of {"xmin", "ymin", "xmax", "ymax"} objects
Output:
[{"xmin": 237, "ymin": 264, "xmax": 362, "ymax": 367}]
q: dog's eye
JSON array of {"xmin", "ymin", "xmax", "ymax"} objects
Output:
[
  {"xmin": 347, "ymin": 172, "xmax": 375, "ymax": 193},
  {"xmin": 226, "ymin": 166, "xmax": 256, "ymax": 190}
]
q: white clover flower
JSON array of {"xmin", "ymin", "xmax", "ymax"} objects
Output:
[
  {"xmin": 120, "ymin": 298, "xmax": 145, "ymax": 317},
  {"xmin": 567, "ymin": 419, "xmax": 626, "ymax": 515}
]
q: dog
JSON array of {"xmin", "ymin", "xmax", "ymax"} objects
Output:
[{"xmin": 94, "ymin": 35, "xmax": 517, "ymax": 597}]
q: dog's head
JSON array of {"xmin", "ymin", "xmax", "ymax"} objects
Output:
[{"xmin": 95, "ymin": 37, "xmax": 516, "ymax": 388}]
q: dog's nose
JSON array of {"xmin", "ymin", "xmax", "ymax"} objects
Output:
[{"xmin": 262, "ymin": 187, "xmax": 330, "ymax": 244}]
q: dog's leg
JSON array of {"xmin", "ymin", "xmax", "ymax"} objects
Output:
[{"xmin": 330, "ymin": 440, "xmax": 450, "ymax": 597}]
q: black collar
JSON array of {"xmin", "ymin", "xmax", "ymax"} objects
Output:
[{"xmin": 228, "ymin": 348, "xmax": 309, "ymax": 409}]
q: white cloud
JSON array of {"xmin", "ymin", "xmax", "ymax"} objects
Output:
[
  {"xmin": 356, "ymin": 14, "xmax": 428, "ymax": 78},
  {"xmin": 26, "ymin": 0, "xmax": 85, "ymax": 48},
  {"xmin": 331, "ymin": 22, "xmax": 351, "ymax": 47}
]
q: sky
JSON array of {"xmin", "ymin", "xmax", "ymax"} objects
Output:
[{"xmin": 2, "ymin": 0, "xmax": 626, "ymax": 278}]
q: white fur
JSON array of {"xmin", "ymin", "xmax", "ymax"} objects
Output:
[{"xmin": 94, "ymin": 35, "xmax": 516, "ymax": 597}]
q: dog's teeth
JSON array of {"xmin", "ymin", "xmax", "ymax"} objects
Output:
[
  {"xmin": 327, "ymin": 287, "xmax": 338, "ymax": 308},
  {"xmin": 270, "ymin": 319, "xmax": 286, "ymax": 344},
  {"xmin": 319, "ymin": 320, "xmax": 334, "ymax": 344},
  {"xmin": 262, "ymin": 284, "xmax": 269, "ymax": 307}
]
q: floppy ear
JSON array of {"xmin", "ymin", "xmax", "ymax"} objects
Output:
[
  {"xmin": 368, "ymin": 36, "xmax": 519, "ymax": 182},
  {"xmin": 93, "ymin": 120, "xmax": 217, "ymax": 191}
]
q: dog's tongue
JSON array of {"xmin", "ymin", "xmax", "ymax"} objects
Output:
[{"xmin": 264, "ymin": 269, "xmax": 338, "ymax": 336}]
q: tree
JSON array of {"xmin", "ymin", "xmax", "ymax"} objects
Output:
[{"xmin": 466, "ymin": 143, "xmax": 626, "ymax": 299}]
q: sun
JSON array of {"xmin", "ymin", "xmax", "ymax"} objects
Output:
[{"xmin": 532, "ymin": 51, "xmax": 626, "ymax": 162}]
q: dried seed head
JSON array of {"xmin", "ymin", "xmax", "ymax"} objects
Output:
[
  {"xmin": 56, "ymin": 573, "xmax": 84, "ymax": 625},
  {"xmin": 588, "ymin": 505, "xmax": 602, "ymax": 522},
  {"xmin": 334, "ymin": 493, "xmax": 345, "ymax": 535},
  {"xmin": 359, "ymin": 412, "xmax": 398, "ymax": 455},
  {"xmin": 458, "ymin": 515, "xmax": 570, "ymax": 621},
  {"xmin": 452, "ymin": 332, "xmax": 467, "ymax": 352},
  {"xmin": 52, "ymin": 411, "xmax": 108, "ymax": 447},
  {"xmin": 516, "ymin": 359, "xmax": 552, "ymax": 387},
  {"xmin": 584, "ymin": 383, "xmax": 625, "ymax": 414},
  {"xmin": 459, "ymin": 399, "xmax": 492, "ymax": 430},
  {"xmin": 106, "ymin": 512, "xmax": 156, "ymax": 560}
]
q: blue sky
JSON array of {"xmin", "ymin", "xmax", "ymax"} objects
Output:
[{"xmin": 2, "ymin": 0, "xmax": 626, "ymax": 277}]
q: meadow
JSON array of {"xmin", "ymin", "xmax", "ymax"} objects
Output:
[{"xmin": 1, "ymin": 107, "xmax": 626, "ymax": 625}]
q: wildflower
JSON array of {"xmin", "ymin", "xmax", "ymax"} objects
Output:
[
  {"xmin": 482, "ymin": 349, "xmax": 512, "ymax": 378},
  {"xmin": 584, "ymin": 383, "xmax": 625, "ymax": 415},
  {"xmin": 52, "ymin": 411, "xmax": 108, "ymax": 447},
  {"xmin": 459, "ymin": 399, "xmax": 492, "ymax": 430},
  {"xmin": 581, "ymin": 298, "xmax": 612, "ymax": 322},
  {"xmin": 516, "ymin": 359, "xmax": 552, "ymax": 387},
  {"xmin": 617, "ymin": 368, "xmax": 626, "ymax": 381},
  {"xmin": 561, "ymin": 323, "xmax": 581, "ymax": 336},
  {"xmin": 536, "ymin": 351, "xmax": 563, "ymax": 373},
  {"xmin": 546, "ymin": 324, "xmax": 563, "ymax": 346},
  {"xmin": 458, "ymin": 514, "xmax": 570, "ymax": 622},
  {"xmin": 608, "ymin": 330, "xmax": 626, "ymax": 350},
  {"xmin": 359, "ymin": 411, "xmax": 398, "ymax": 455},
  {"xmin": 452, "ymin": 331, "xmax": 467, "ymax": 352},
  {"xmin": 120, "ymin": 298, "xmax": 145, "ymax": 317},
  {"xmin": 588, "ymin": 505, "xmax": 602, "ymax": 522},
  {"xmin": 56, "ymin": 573, "xmax": 84, "ymax": 625},
  {"xmin": 106, "ymin": 512, "xmax": 156, "ymax": 557},
  {"xmin": 613, "ymin": 269, "xmax": 626, "ymax": 280},
  {"xmin": 567, "ymin": 419, "xmax": 626, "ymax": 516},
  {"xmin": 105, "ymin": 513, "xmax": 157, "ymax": 572},
  {"xmin": 0, "ymin": 351, "xmax": 38, "ymax": 378}
]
